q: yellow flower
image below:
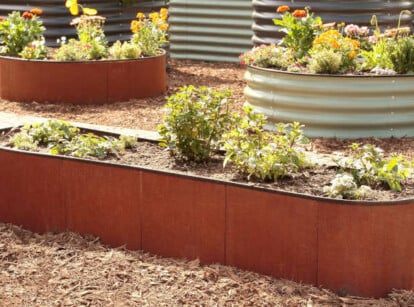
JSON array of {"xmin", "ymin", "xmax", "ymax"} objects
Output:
[
  {"xmin": 158, "ymin": 23, "xmax": 169, "ymax": 31},
  {"xmin": 149, "ymin": 12, "xmax": 159, "ymax": 22},
  {"xmin": 136, "ymin": 12, "xmax": 145, "ymax": 20},
  {"xmin": 160, "ymin": 8, "xmax": 168, "ymax": 21},
  {"xmin": 130, "ymin": 20, "xmax": 141, "ymax": 33}
]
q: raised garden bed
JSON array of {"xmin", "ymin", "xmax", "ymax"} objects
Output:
[
  {"xmin": 0, "ymin": 123, "xmax": 413, "ymax": 298},
  {"xmin": 0, "ymin": 52, "xmax": 167, "ymax": 105},
  {"xmin": 244, "ymin": 66, "xmax": 414, "ymax": 138}
]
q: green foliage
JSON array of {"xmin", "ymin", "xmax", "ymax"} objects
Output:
[
  {"xmin": 53, "ymin": 15, "xmax": 108, "ymax": 61},
  {"xmin": 108, "ymin": 40, "xmax": 142, "ymax": 59},
  {"xmin": 360, "ymin": 38, "xmax": 393, "ymax": 71},
  {"xmin": 389, "ymin": 36, "xmax": 414, "ymax": 74},
  {"xmin": 157, "ymin": 85, "xmax": 237, "ymax": 162},
  {"xmin": 309, "ymin": 48, "xmax": 342, "ymax": 74},
  {"xmin": 239, "ymin": 44, "xmax": 294, "ymax": 69},
  {"xmin": 0, "ymin": 11, "xmax": 45, "ymax": 56},
  {"xmin": 130, "ymin": 9, "xmax": 168, "ymax": 57},
  {"xmin": 334, "ymin": 143, "xmax": 413, "ymax": 192},
  {"xmin": 10, "ymin": 120, "xmax": 136, "ymax": 159},
  {"xmin": 18, "ymin": 38, "xmax": 48, "ymax": 59},
  {"xmin": 323, "ymin": 173, "xmax": 372, "ymax": 200},
  {"xmin": 222, "ymin": 104, "xmax": 310, "ymax": 181},
  {"xmin": 52, "ymin": 133, "xmax": 119, "ymax": 158},
  {"xmin": 273, "ymin": 7, "xmax": 322, "ymax": 60}
]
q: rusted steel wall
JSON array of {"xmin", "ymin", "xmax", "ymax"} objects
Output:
[
  {"xmin": 0, "ymin": 0, "xmax": 165, "ymax": 46},
  {"xmin": 0, "ymin": 145, "xmax": 414, "ymax": 297},
  {"xmin": 168, "ymin": 0, "xmax": 253, "ymax": 62},
  {"xmin": 0, "ymin": 52, "xmax": 167, "ymax": 104},
  {"xmin": 253, "ymin": 0, "xmax": 414, "ymax": 45}
]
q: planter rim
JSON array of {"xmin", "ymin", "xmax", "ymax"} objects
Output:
[
  {"xmin": 247, "ymin": 64, "xmax": 414, "ymax": 78},
  {"xmin": 0, "ymin": 49, "xmax": 166, "ymax": 64},
  {"xmin": 2, "ymin": 125, "xmax": 413, "ymax": 206}
]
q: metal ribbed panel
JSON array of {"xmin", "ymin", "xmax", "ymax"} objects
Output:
[
  {"xmin": 0, "ymin": 1, "xmax": 165, "ymax": 46},
  {"xmin": 253, "ymin": 0, "xmax": 414, "ymax": 45},
  {"xmin": 169, "ymin": 0, "xmax": 253, "ymax": 62},
  {"xmin": 244, "ymin": 66, "xmax": 414, "ymax": 138}
]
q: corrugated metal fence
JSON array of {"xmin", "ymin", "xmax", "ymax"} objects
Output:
[
  {"xmin": 168, "ymin": 0, "xmax": 253, "ymax": 62},
  {"xmin": 253, "ymin": 0, "xmax": 414, "ymax": 45},
  {"xmin": 0, "ymin": 0, "xmax": 165, "ymax": 46}
]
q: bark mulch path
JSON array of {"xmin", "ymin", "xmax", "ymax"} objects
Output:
[{"xmin": 1, "ymin": 223, "xmax": 413, "ymax": 306}]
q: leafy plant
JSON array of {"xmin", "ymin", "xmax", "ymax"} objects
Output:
[
  {"xmin": 108, "ymin": 40, "xmax": 142, "ymax": 59},
  {"xmin": 333, "ymin": 143, "xmax": 413, "ymax": 192},
  {"xmin": 53, "ymin": 14, "xmax": 108, "ymax": 61},
  {"xmin": 222, "ymin": 104, "xmax": 310, "ymax": 181},
  {"xmin": 130, "ymin": 8, "xmax": 169, "ymax": 56},
  {"xmin": 19, "ymin": 38, "xmax": 48, "ymax": 59},
  {"xmin": 273, "ymin": 6, "xmax": 322, "ymax": 60},
  {"xmin": 310, "ymin": 29, "xmax": 359, "ymax": 73},
  {"xmin": 323, "ymin": 173, "xmax": 372, "ymax": 200},
  {"xmin": 10, "ymin": 120, "xmax": 136, "ymax": 159},
  {"xmin": 0, "ymin": 9, "xmax": 45, "ymax": 56},
  {"xmin": 388, "ymin": 36, "xmax": 414, "ymax": 74},
  {"xmin": 158, "ymin": 85, "xmax": 238, "ymax": 162},
  {"xmin": 239, "ymin": 44, "xmax": 294, "ymax": 69},
  {"xmin": 308, "ymin": 48, "xmax": 342, "ymax": 74}
]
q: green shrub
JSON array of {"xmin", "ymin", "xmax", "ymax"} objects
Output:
[
  {"xmin": 108, "ymin": 40, "xmax": 142, "ymax": 60},
  {"xmin": 157, "ymin": 85, "xmax": 238, "ymax": 162},
  {"xmin": 222, "ymin": 104, "xmax": 310, "ymax": 181},
  {"xmin": 389, "ymin": 36, "xmax": 414, "ymax": 74},
  {"xmin": 309, "ymin": 49, "xmax": 342, "ymax": 74},
  {"xmin": 0, "ymin": 11, "xmax": 45, "ymax": 56}
]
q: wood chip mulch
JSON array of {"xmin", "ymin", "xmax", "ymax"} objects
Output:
[{"xmin": 0, "ymin": 223, "xmax": 413, "ymax": 306}]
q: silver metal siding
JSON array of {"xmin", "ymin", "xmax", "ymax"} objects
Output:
[
  {"xmin": 169, "ymin": 0, "xmax": 253, "ymax": 62},
  {"xmin": 0, "ymin": 1, "xmax": 165, "ymax": 46},
  {"xmin": 253, "ymin": 0, "xmax": 414, "ymax": 45},
  {"xmin": 244, "ymin": 66, "xmax": 414, "ymax": 138}
]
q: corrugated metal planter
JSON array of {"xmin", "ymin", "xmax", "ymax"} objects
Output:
[
  {"xmin": 253, "ymin": 0, "xmax": 414, "ymax": 45},
  {"xmin": 1, "ymin": 124, "xmax": 414, "ymax": 297},
  {"xmin": 244, "ymin": 66, "xmax": 414, "ymax": 138},
  {"xmin": 0, "ymin": 0, "xmax": 165, "ymax": 46},
  {"xmin": 0, "ymin": 51, "xmax": 167, "ymax": 104},
  {"xmin": 169, "ymin": 0, "xmax": 253, "ymax": 62}
]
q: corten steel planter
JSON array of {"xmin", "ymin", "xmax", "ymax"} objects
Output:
[
  {"xmin": 0, "ymin": 51, "xmax": 167, "ymax": 104},
  {"xmin": 0, "ymin": 125, "xmax": 414, "ymax": 297},
  {"xmin": 244, "ymin": 65, "xmax": 414, "ymax": 138}
]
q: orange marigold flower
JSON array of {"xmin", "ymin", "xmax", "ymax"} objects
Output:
[
  {"xmin": 22, "ymin": 11, "xmax": 34, "ymax": 19},
  {"xmin": 0, "ymin": 16, "xmax": 5, "ymax": 22},
  {"xmin": 276, "ymin": 6, "xmax": 290, "ymax": 13},
  {"xmin": 292, "ymin": 9, "xmax": 307, "ymax": 18},
  {"xmin": 348, "ymin": 51, "xmax": 357, "ymax": 59},
  {"xmin": 30, "ymin": 8, "xmax": 43, "ymax": 16}
]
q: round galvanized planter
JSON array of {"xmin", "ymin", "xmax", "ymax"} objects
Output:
[
  {"xmin": 252, "ymin": 0, "xmax": 414, "ymax": 45},
  {"xmin": 244, "ymin": 65, "xmax": 414, "ymax": 138},
  {"xmin": 0, "ymin": 51, "xmax": 167, "ymax": 104}
]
